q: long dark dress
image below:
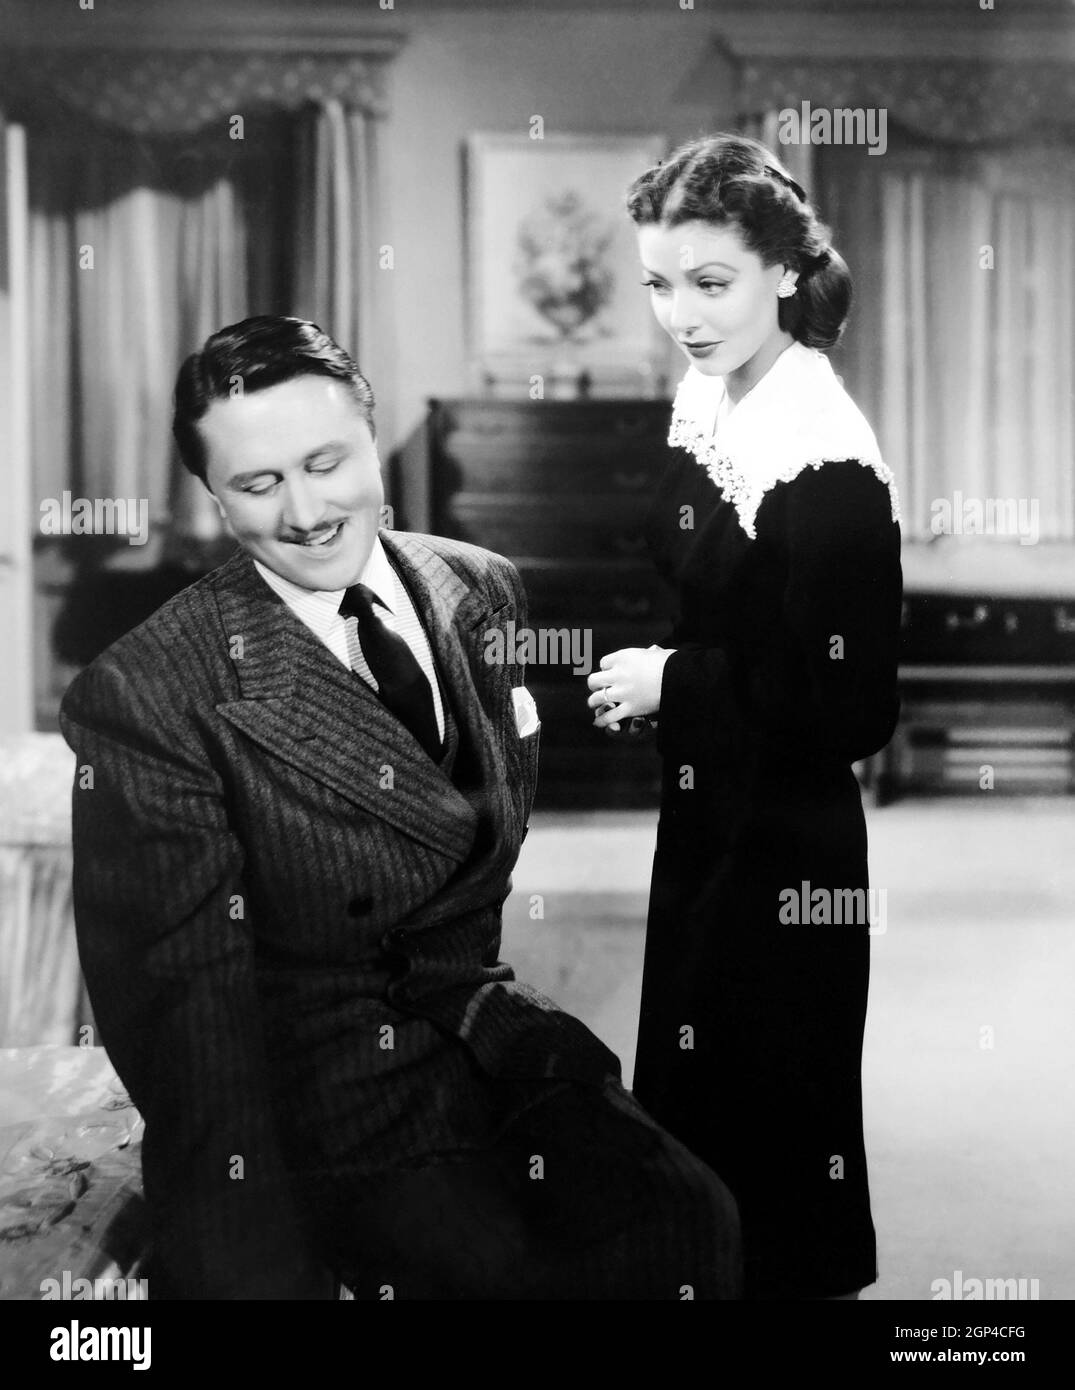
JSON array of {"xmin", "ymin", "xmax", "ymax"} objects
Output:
[{"xmin": 631, "ymin": 444, "xmax": 903, "ymax": 1300}]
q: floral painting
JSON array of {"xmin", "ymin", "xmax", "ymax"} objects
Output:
[
  {"xmin": 514, "ymin": 189, "xmax": 616, "ymax": 344},
  {"xmin": 465, "ymin": 133, "xmax": 668, "ymax": 392}
]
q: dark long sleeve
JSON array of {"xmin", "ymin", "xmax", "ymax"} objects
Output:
[
  {"xmin": 657, "ymin": 461, "xmax": 902, "ymax": 766},
  {"xmin": 60, "ymin": 657, "xmax": 333, "ymax": 1299}
]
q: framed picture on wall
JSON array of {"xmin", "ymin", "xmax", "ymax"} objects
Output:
[{"xmin": 464, "ymin": 131, "xmax": 673, "ymax": 398}]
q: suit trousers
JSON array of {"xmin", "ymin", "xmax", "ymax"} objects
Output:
[{"xmin": 310, "ymin": 1078, "xmax": 742, "ymax": 1300}]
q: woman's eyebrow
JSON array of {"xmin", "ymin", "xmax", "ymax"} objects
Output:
[{"xmin": 640, "ymin": 261, "xmax": 738, "ymax": 277}]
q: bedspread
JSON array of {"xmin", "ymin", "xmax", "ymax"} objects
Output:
[{"xmin": 0, "ymin": 1045, "xmax": 145, "ymax": 1300}]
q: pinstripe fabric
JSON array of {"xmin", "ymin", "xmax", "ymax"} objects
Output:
[
  {"xmin": 59, "ymin": 529, "xmax": 740, "ymax": 1299},
  {"xmin": 314, "ymin": 1077, "xmax": 741, "ymax": 1300}
]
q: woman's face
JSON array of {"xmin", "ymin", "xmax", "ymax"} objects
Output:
[{"xmin": 637, "ymin": 218, "xmax": 796, "ymax": 399}]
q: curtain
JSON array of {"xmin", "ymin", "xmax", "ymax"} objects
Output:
[
  {"xmin": 26, "ymin": 103, "xmax": 380, "ymax": 553},
  {"xmin": 292, "ymin": 99, "xmax": 378, "ymax": 373},
  {"xmin": 735, "ymin": 54, "xmax": 1075, "ymax": 149},
  {"xmin": 754, "ymin": 109, "xmax": 815, "ymax": 202},
  {"xmin": 26, "ymin": 129, "xmax": 272, "ymax": 553},
  {"xmin": 0, "ymin": 114, "xmax": 33, "ymax": 732},
  {"xmin": 171, "ymin": 179, "xmax": 250, "ymax": 540},
  {"xmin": 818, "ymin": 139, "xmax": 1075, "ymax": 540}
]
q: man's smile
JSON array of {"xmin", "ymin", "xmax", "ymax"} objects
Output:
[{"xmin": 286, "ymin": 520, "xmax": 348, "ymax": 549}]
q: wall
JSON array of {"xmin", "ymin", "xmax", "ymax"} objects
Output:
[{"xmin": 374, "ymin": 10, "xmax": 737, "ymax": 483}]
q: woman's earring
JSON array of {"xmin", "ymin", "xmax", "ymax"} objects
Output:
[{"xmin": 776, "ymin": 272, "xmax": 798, "ymax": 299}]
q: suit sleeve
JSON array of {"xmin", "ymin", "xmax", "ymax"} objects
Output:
[
  {"xmin": 60, "ymin": 654, "xmax": 333, "ymax": 1299},
  {"xmin": 657, "ymin": 462, "xmax": 902, "ymax": 764}
]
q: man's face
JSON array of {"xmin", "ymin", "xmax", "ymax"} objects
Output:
[{"xmin": 200, "ymin": 374, "xmax": 384, "ymax": 592}]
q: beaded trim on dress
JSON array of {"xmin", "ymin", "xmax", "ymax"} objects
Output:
[{"xmin": 668, "ymin": 343, "xmax": 901, "ymax": 540}]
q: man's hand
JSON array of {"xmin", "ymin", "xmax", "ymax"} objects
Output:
[{"xmin": 585, "ymin": 646, "xmax": 674, "ymax": 732}]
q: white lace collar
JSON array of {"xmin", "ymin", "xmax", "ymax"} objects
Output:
[{"xmin": 668, "ymin": 341, "xmax": 901, "ymax": 539}]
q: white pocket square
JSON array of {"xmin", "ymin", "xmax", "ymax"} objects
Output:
[{"xmin": 512, "ymin": 685, "xmax": 541, "ymax": 737}]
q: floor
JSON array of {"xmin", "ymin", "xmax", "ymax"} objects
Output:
[{"xmin": 501, "ymin": 797, "xmax": 1075, "ymax": 1302}]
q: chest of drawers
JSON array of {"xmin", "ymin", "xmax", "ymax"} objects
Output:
[
  {"xmin": 427, "ymin": 398, "xmax": 679, "ymax": 807},
  {"xmin": 874, "ymin": 589, "xmax": 1075, "ymax": 799}
]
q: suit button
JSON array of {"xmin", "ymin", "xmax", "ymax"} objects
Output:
[{"xmin": 347, "ymin": 895, "xmax": 374, "ymax": 917}]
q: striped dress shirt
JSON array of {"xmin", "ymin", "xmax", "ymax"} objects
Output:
[{"xmin": 253, "ymin": 539, "xmax": 446, "ymax": 740}]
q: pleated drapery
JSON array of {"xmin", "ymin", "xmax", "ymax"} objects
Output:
[
  {"xmin": 0, "ymin": 115, "xmax": 33, "ymax": 734},
  {"xmin": 739, "ymin": 108, "xmax": 816, "ymax": 205},
  {"xmin": 818, "ymin": 140, "xmax": 1075, "ymax": 541},
  {"xmin": 292, "ymin": 100, "xmax": 378, "ymax": 387},
  {"xmin": 23, "ymin": 104, "xmax": 381, "ymax": 551}
]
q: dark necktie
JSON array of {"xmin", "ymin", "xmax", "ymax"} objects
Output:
[{"xmin": 338, "ymin": 583, "xmax": 441, "ymax": 758}]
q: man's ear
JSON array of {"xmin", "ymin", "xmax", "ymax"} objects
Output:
[
  {"xmin": 201, "ymin": 480, "xmax": 235, "ymax": 537},
  {"xmin": 202, "ymin": 480, "xmax": 227, "ymax": 519}
]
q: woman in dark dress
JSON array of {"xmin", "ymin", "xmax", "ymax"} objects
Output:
[{"xmin": 586, "ymin": 135, "xmax": 903, "ymax": 1300}]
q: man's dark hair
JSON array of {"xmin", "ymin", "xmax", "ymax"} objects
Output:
[{"xmin": 173, "ymin": 316, "xmax": 376, "ymax": 484}]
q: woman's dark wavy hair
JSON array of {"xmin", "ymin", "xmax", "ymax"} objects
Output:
[
  {"xmin": 173, "ymin": 315, "xmax": 376, "ymax": 484},
  {"xmin": 626, "ymin": 133, "xmax": 851, "ymax": 350}
]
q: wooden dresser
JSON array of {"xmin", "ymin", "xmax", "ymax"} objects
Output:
[
  {"xmin": 427, "ymin": 397, "xmax": 678, "ymax": 809},
  {"xmin": 875, "ymin": 541, "xmax": 1075, "ymax": 801}
]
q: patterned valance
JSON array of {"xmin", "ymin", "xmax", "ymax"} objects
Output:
[
  {"xmin": 0, "ymin": 47, "xmax": 399, "ymax": 135},
  {"xmin": 737, "ymin": 57, "xmax": 1075, "ymax": 145}
]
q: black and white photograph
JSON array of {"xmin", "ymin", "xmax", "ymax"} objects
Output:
[{"xmin": 0, "ymin": 0, "xmax": 1072, "ymax": 1366}]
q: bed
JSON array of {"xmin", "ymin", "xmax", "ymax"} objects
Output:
[{"xmin": 0, "ymin": 1044, "xmax": 146, "ymax": 1300}]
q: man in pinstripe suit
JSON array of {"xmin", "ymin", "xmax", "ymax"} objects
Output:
[{"xmin": 59, "ymin": 317, "xmax": 740, "ymax": 1300}]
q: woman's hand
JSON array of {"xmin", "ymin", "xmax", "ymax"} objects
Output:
[{"xmin": 586, "ymin": 646, "xmax": 674, "ymax": 732}]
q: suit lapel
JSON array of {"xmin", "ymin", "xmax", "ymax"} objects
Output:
[
  {"xmin": 382, "ymin": 531, "xmax": 521, "ymax": 806},
  {"xmin": 382, "ymin": 530, "xmax": 505, "ymax": 725},
  {"xmin": 211, "ymin": 548, "xmax": 480, "ymax": 864}
]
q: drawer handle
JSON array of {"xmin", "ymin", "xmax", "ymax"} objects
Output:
[
  {"xmin": 1055, "ymin": 607, "xmax": 1075, "ymax": 635},
  {"xmin": 612, "ymin": 594, "xmax": 653, "ymax": 618},
  {"xmin": 944, "ymin": 604, "xmax": 990, "ymax": 631},
  {"xmin": 612, "ymin": 469, "xmax": 649, "ymax": 490},
  {"xmin": 614, "ymin": 534, "xmax": 648, "ymax": 556}
]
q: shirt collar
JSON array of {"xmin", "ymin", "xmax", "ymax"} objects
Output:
[
  {"xmin": 253, "ymin": 534, "xmax": 397, "ymax": 616},
  {"xmin": 667, "ymin": 343, "xmax": 899, "ymax": 539}
]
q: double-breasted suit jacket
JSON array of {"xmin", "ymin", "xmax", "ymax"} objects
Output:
[{"xmin": 60, "ymin": 529, "xmax": 620, "ymax": 1298}]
